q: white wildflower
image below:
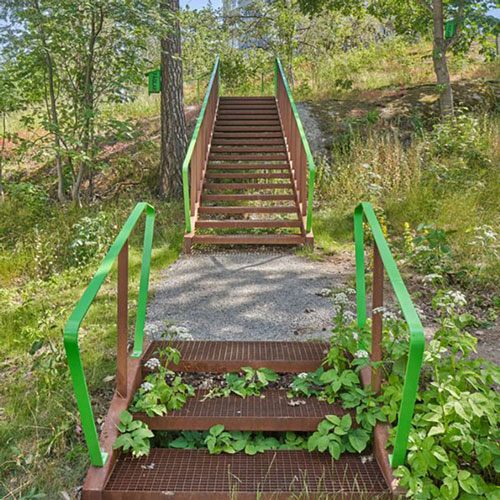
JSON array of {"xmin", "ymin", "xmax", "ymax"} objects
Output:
[
  {"xmin": 345, "ymin": 288, "xmax": 356, "ymax": 295},
  {"xmin": 423, "ymin": 273, "xmax": 442, "ymax": 284},
  {"xmin": 342, "ymin": 310, "xmax": 356, "ymax": 323},
  {"xmin": 144, "ymin": 357, "xmax": 160, "ymax": 370},
  {"xmin": 372, "ymin": 306, "xmax": 386, "ymax": 315},
  {"xmin": 318, "ymin": 288, "xmax": 332, "ymax": 297},
  {"xmin": 332, "ymin": 292, "xmax": 349, "ymax": 306},
  {"xmin": 383, "ymin": 310, "xmax": 398, "ymax": 321},
  {"xmin": 141, "ymin": 382, "xmax": 154, "ymax": 391},
  {"xmin": 450, "ymin": 290, "xmax": 467, "ymax": 307},
  {"xmin": 298, "ymin": 372, "xmax": 308, "ymax": 379},
  {"xmin": 177, "ymin": 331, "xmax": 194, "ymax": 341},
  {"xmin": 355, "ymin": 349, "xmax": 369, "ymax": 359}
]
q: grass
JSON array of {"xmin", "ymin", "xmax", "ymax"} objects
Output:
[
  {"xmin": 309, "ymin": 108, "xmax": 500, "ymax": 288},
  {"xmin": 0, "ymin": 197, "xmax": 184, "ymax": 499}
]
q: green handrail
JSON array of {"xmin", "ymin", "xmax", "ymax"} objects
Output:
[
  {"xmin": 182, "ymin": 57, "xmax": 220, "ymax": 233},
  {"xmin": 354, "ymin": 202, "xmax": 425, "ymax": 467},
  {"xmin": 64, "ymin": 202, "xmax": 155, "ymax": 467},
  {"xmin": 274, "ymin": 58, "xmax": 315, "ymax": 233}
]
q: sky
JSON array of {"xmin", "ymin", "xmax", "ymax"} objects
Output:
[{"xmin": 181, "ymin": 0, "xmax": 222, "ymax": 9}]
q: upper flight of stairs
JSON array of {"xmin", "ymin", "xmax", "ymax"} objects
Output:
[
  {"xmin": 188, "ymin": 97, "xmax": 310, "ymax": 250},
  {"xmin": 93, "ymin": 341, "xmax": 399, "ymax": 499}
]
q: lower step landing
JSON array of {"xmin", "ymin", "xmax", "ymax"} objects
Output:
[{"xmin": 103, "ymin": 449, "xmax": 392, "ymax": 499}]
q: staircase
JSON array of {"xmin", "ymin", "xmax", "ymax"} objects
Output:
[
  {"xmin": 183, "ymin": 58, "xmax": 315, "ymax": 252},
  {"xmin": 65, "ymin": 60, "xmax": 425, "ymax": 500},
  {"xmin": 192, "ymin": 96, "xmax": 307, "ymax": 248},
  {"xmin": 86, "ymin": 340, "xmax": 397, "ymax": 499}
]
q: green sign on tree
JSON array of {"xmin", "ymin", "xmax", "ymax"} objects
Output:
[
  {"xmin": 147, "ymin": 69, "xmax": 161, "ymax": 94},
  {"xmin": 445, "ymin": 19, "xmax": 457, "ymax": 39}
]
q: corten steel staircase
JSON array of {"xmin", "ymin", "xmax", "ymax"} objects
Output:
[
  {"xmin": 183, "ymin": 58, "xmax": 314, "ymax": 252},
  {"xmin": 64, "ymin": 199, "xmax": 425, "ymax": 498}
]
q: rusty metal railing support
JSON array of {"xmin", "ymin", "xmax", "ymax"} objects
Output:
[{"xmin": 117, "ymin": 241, "xmax": 129, "ymax": 398}]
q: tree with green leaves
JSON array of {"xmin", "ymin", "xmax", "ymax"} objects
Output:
[
  {"xmin": 297, "ymin": 0, "xmax": 500, "ymax": 116},
  {"xmin": 1, "ymin": 0, "xmax": 168, "ymax": 204}
]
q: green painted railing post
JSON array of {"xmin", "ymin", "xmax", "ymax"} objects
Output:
[
  {"xmin": 261, "ymin": 73, "xmax": 264, "ymax": 95},
  {"xmin": 182, "ymin": 57, "xmax": 220, "ymax": 234},
  {"xmin": 353, "ymin": 202, "xmax": 425, "ymax": 468},
  {"xmin": 274, "ymin": 59, "xmax": 278, "ymax": 97},
  {"xmin": 275, "ymin": 58, "xmax": 315, "ymax": 233},
  {"xmin": 64, "ymin": 202, "xmax": 155, "ymax": 467},
  {"xmin": 354, "ymin": 204, "xmax": 367, "ymax": 329}
]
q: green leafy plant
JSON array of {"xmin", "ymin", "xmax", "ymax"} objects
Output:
[
  {"xmin": 307, "ymin": 414, "xmax": 371, "ymax": 459},
  {"xmin": 203, "ymin": 367, "xmax": 278, "ymax": 399},
  {"xmin": 319, "ymin": 368, "xmax": 360, "ymax": 403},
  {"xmin": 288, "ymin": 367, "xmax": 325, "ymax": 398},
  {"xmin": 168, "ymin": 430, "xmax": 207, "ymax": 450},
  {"xmin": 130, "ymin": 346, "xmax": 194, "ymax": 417},
  {"xmin": 378, "ymin": 290, "xmax": 500, "ymax": 499},
  {"xmin": 204, "ymin": 425, "xmax": 247, "ymax": 455},
  {"xmin": 113, "ymin": 410, "xmax": 153, "ymax": 458}
]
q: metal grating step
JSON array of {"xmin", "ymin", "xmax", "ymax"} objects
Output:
[
  {"xmin": 196, "ymin": 220, "xmax": 301, "ymax": 229},
  {"xmin": 199, "ymin": 206, "xmax": 298, "ymax": 215},
  {"xmin": 133, "ymin": 389, "xmax": 347, "ymax": 431},
  {"xmin": 203, "ymin": 183, "xmax": 293, "ymax": 191},
  {"xmin": 104, "ymin": 449, "xmax": 391, "ymax": 499},
  {"xmin": 143, "ymin": 341, "xmax": 330, "ymax": 373}
]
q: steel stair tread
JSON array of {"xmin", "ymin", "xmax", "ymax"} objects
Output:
[
  {"xmin": 132, "ymin": 389, "xmax": 348, "ymax": 431},
  {"xmin": 196, "ymin": 220, "xmax": 301, "ymax": 229},
  {"xmin": 104, "ymin": 449, "xmax": 390, "ymax": 498},
  {"xmin": 199, "ymin": 206, "xmax": 298, "ymax": 215},
  {"xmin": 204, "ymin": 182, "xmax": 293, "ymax": 190},
  {"xmin": 143, "ymin": 340, "xmax": 330, "ymax": 373},
  {"xmin": 202, "ymin": 194, "xmax": 296, "ymax": 201},
  {"xmin": 205, "ymin": 172, "xmax": 290, "ymax": 179},
  {"xmin": 207, "ymin": 163, "xmax": 289, "ymax": 169}
]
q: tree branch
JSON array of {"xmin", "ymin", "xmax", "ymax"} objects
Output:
[{"xmin": 414, "ymin": 0, "xmax": 433, "ymax": 14}]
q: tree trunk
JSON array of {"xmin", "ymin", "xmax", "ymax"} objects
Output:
[
  {"xmin": 33, "ymin": 0, "xmax": 66, "ymax": 203},
  {"xmin": 73, "ymin": 6, "xmax": 102, "ymax": 205},
  {"xmin": 432, "ymin": 0, "xmax": 454, "ymax": 116},
  {"xmin": 159, "ymin": 0, "xmax": 188, "ymax": 199},
  {"xmin": 0, "ymin": 111, "xmax": 5, "ymax": 203}
]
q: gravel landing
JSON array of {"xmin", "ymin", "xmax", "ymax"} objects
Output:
[{"xmin": 145, "ymin": 253, "xmax": 353, "ymax": 342}]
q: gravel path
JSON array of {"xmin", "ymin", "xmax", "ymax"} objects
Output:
[{"xmin": 145, "ymin": 252, "xmax": 353, "ymax": 342}]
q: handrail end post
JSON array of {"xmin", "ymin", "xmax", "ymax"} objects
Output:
[{"xmin": 354, "ymin": 204, "xmax": 367, "ymax": 330}]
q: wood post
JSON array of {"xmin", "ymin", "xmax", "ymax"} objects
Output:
[
  {"xmin": 117, "ymin": 240, "xmax": 128, "ymax": 398},
  {"xmin": 371, "ymin": 242, "xmax": 383, "ymax": 394}
]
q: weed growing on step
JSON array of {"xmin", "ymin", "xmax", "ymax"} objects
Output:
[
  {"xmin": 307, "ymin": 414, "xmax": 370, "ymax": 458},
  {"xmin": 113, "ymin": 411, "xmax": 153, "ymax": 458},
  {"xmin": 154, "ymin": 428, "xmax": 309, "ymax": 455},
  {"xmin": 202, "ymin": 367, "xmax": 278, "ymax": 400},
  {"xmin": 130, "ymin": 346, "xmax": 195, "ymax": 417}
]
